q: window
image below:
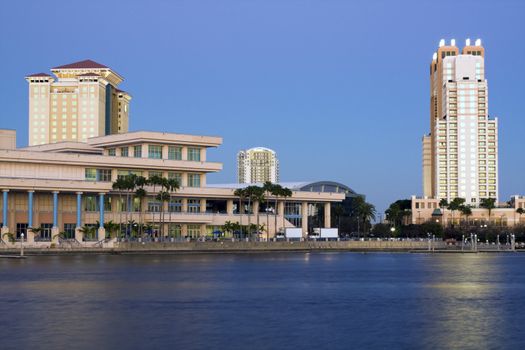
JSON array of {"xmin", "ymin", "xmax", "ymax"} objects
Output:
[
  {"xmin": 169, "ymin": 199, "xmax": 182, "ymax": 213},
  {"xmin": 120, "ymin": 147, "xmax": 129, "ymax": 157},
  {"xmin": 108, "ymin": 148, "xmax": 116, "ymax": 156},
  {"xmin": 188, "ymin": 199, "xmax": 201, "ymax": 213},
  {"xmin": 187, "ymin": 224, "xmax": 201, "ymax": 237},
  {"xmin": 187, "ymin": 147, "xmax": 201, "ymax": 161},
  {"xmin": 149, "ymin": 171, "xmax": 163, "ymax": 179},
  {"xmin": 85, "ymin": 168, "xmax": 112, "ymax": 182},
  {"xmin": 168, "ymin": 172, "xmax": 182, "ymax": 184},
  {"xmin": 16, "ymin": 223, "xmax": 28, "ymax": 239},
  {"xmin": 133, "ymin": 145, "xmax": 142, "ymax": 158},
  {"xmin": 148, "ymin": 145, "xmax": 162, "ymax": 159},
  {"xmin": 148, "ymin": 201, "xmax": 161, "ymax": 213},
  {"xmin": 168, "ymin": 146, "xmax": 182, "ymax": 160},
  {"xmin": 63, "ymin": 223, "xmax": 76, "ymax": 239},
  {"xmin": 187, "ymin": 174, "xmax": 201, "ymax": 188}
]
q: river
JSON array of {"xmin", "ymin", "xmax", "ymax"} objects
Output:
[{"xmin": 1, "ymin": 252, "xmax": 524, "ymax": 349}]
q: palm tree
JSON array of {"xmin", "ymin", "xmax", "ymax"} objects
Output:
[
  {"xmin": 447, "ymin": 197, "xmax": 465, "ymax": 226},
  {"xmin": 234, "ymin": 188, "xmax": 247, "ymax": 238},
  {"xmin": 112, "ymin": 176, "xmax": 126, "ymax": 238},
  {"xmin": 517, "ymin": 207, "xmax": 524, "ymax": 225},
  {"xmin": 359, "ymin": 201, "xmax": 376, "ymax": 236},
  {"xmin": 244, "ymin": 185, "xmax": 264, "ymax": 239},
  {"xmin": 148, "ymin": 174, "xmax": 164, "ymax": 237},
  {"xmin": 480, "ymin": 198, "xmax": 496, "ymax": 225},
  {"xmin": 134, "ymin": 176, "xmax": 148, "ymax": 237},
  {"xmin": 280, "ymin": 187, "xmax": 292, "ymax": 234},
  {"xmin": 263, "ymin": 181, "xmax": 274, "ymax": 241},
  {"xmin": 166, "ymin": 177, "xmax": 180, "ymax": 237},
  {"xmin": 459, "ymin": 205, "xmax": 472, "ymax": 227},
  {"xmin": 29, "ymin": 225, "xmax": 43, "ymax": 241},
  {"xmin": 79, "ymin": 224, "xmax": 96, "ymax": 241},
  {"xmin": 156, "ymin": 190, "xmax": 171, "ymax": 239},
  {"xmin": 124, "ymin": 174, "xmax": 138, "ymax": 238}
]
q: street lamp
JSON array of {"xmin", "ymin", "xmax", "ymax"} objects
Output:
[{"xmin": 20, "ymin": 232, "xmax": 24, "ymax": 257}]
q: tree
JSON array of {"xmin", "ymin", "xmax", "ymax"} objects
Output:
[
  {"xmin": 156, "ymin": 190, "xmax": 171, "ymax": 239},
  {"xmin": 148, "ymin": 175, "xmax": 164, "ymax": 236},
  {"xmin": 447, "ymin": 198, "xmax": 465, "ymax": 226},
  {"xmin": 165, "ymin": 177, "xmax": 180, "ymax": 237},
  {"xmin": 245, "ymin": 185, "xmax": 265, "ymax": 239},
  {"xmin": 79, "ymin": 225, "xmax": 96, "ymax": 241},
  {"xmin": 439, "ymin": 198, "xmax": 449, "ymax": 209},
  {"xmin": 459, "ymin": 205, "xmax": 473, "ymax": 227},
  {"xmin": 233, "ymin": 188, "xmax": 247, "ymax": 237},
  {"xmin": 517, "ymin": 207, "xmax": 525, "ymax": 224},
  {"xmin": 112, "ymin": 176, "xmax": 127, "ymax": 238},
  {"xmin": 263, "ymin": 181, "xmax": 274, "ymax": 241},
  {"xmin": 280, "ymin": 187, "xmax": 292, "ymax": 234},
  {"xmin": 385, "ymin": 199, "xmax": 411, "ymax": 230},
  {"xmin": 480, "ymin": 198, "xmax": 497, "ymax": 225}
]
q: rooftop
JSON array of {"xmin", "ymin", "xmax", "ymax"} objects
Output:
[{"xmin": 52, "ymin": 59, "xmax": 108, "ymax": 70}]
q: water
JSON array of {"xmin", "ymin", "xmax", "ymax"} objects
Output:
[{"xmin": 1, "ymin": 252, "xmax": 524, "ymax": 350}]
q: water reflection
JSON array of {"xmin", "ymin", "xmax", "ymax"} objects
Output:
[{"xmin": 0, "ymin": 253, "xmax": 524, "ymax": 350}]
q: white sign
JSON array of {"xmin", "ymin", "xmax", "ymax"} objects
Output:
[
  {"xmin": 285, "ymin": 228, "xmax": 303, "ymax": 238},
  {"xmin": 320, "ymin": 228, "xmax": 338, "ymax": 238}
]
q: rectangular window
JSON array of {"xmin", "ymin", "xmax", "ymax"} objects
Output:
[
  {"xmin": 85, "ymin": 168, "xmax": 97, "ymax": 181},
  {"xmin": 187, "ymin": 224, "xmax": 201, "ymax": 237},
  {"xmin": 187, "ymin": 147, "xmax": 201, "ymax": 161},
  {"xmin": 120, "ymin": 147, "xmax": 129, "ymax": 157},
  {"xmin": 148, "ymin": 171, "xmax": 163, "ymax": 179},
  {"xmin": 108, "ymin": 148, "xmax": 116, "ymax": 156},
  {"xmin": 148, "ymin": 145, "xmax": 162, "ymax": 159},
  {"xmin": 187, "ymin": 174, "xmax": 201, "ymax": 188},
  {"xmin": 188, "ymin": 199, "xmax": 201, "ymax": 213},
  {"xmin": 98, "ymin": 169, "xmax": 112, "ymax": 182},
  {"xmin": 63, "ymin": 223, "xmax": 76, "ymax": 239},
  {"xmin": 148, "ymin": 201, "xmax": 161, "ymax": 213},
  {"xmin": 167, "ymin": 172, "xmax": 182, "ymax": 184},
  {"xmin": 168, "ymin": 146, "xmax": 182, "ymax": 160},
  {"xmin": 133, "ymin": 145, "xmax": 142, "ymax": 158},
  {"xmin": 169, "ymin": 199, "xmax": 182, "ymax": 213}
]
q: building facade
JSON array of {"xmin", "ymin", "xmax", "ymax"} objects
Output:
[
  {"xmin": 237, "ymin": 147, "xmax": 279, "ymax": 184},
  {"xmin": 423, "ymin": 39, "xmax": 498, "ymax": 205},
  {"xmin": 26, "ymin": 60, "xmax": 131, "ymax": 146},
  {"xmin": 0, "ymin": 130, "xmax": 343, "ymax": 245}
]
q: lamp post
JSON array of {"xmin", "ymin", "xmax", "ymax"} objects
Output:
[
  {"xmin": 20, "ymin": 232, "xmax": 24, "ymax": 257},
  {"xmin": 390, "ymin": 227, "xmax": 395, "ymax": 238}
]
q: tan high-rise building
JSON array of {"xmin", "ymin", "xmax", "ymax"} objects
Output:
[
  {"xmin": 237, "ymin": 147, "xmax": 279, "ymax": 184},
  {"xmin": 423, "ymin": 39, "xmax": 498, "ymax": 205},
  {"xmin": 26, "ymin": 60, "xmax": 131, "ymax": 146}
]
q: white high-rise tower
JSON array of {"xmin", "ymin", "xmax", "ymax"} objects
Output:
[
  {"xmin": 237, "ymin": 147, "xmax": 279, "ymax": 184},
  {"xmin": 423, "ymin": 39, "xmax": 498, "ymax": 205}
]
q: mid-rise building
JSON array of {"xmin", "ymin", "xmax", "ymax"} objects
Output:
[
  {"xmin": 237, "ymin": 147, "xmax": 279, "ymax": 184},
  {"xmin": 26, "ymin": 59, "xmax": 131, "ymax": 146},
  {"xmin": 0, "ymin": 129, "xmax": 344, "ymax": 244},
  {"xmin": 423, "ymin": 39, "xmax": 498, "ymax": 205}
]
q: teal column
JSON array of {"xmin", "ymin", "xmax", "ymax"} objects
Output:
[
  {"xmin": 2, "ymin": 190, "xmax": 8, "ymax": 227},
  {"xmin": 28, "ymin": 191, "xmax": 34, "ymax": 228},
  {"xmin": 52, "ymin": 191, "xmax": 59, "ymax": 228},
  {"xmin": 76, "ymin": 192, "xmax": 83, "ymax": 228},
  {"xmin": 99, "ymin": 193, "xmax": 105, "ymax": 228}
]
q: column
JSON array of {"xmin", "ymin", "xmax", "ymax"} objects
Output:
[
  {"xmin": 200, "ymin": 199, "xmax": 206, "ymax": 213},
  {"xmin": 2, "ymin": 190, "xmax": 8, "ymax": 229},
  {"xmin": 226, "ymin": 200, "xmax": 234, "ymax": 214},
  {"xmin": 1, "ymin": 190, "xmax": 9, "ymax": 237},
  {"xmin": 200, "ymin": 148, "xmax": 206, "ymax": 162},
  {"xmin": 27, "ymin": 191, "xmax": 35, "ymax": 244},
  {"xmin": 51, "ymin": 191, "xmax": 59, "ymax": 244},
  {"xmin": 161, "ymin": 145, "xmax": 169, "ymax": 160},
  {"xmin": 28, "ymin": 191, "xmax": 34, "ymax": 228},
  {"xmin": 97, "ymin": 193, "xmax": 106, "ymax": 241},
  {"xmin": 75, "ymin": 192, "xmax": 83, "ymax": 242},
  {"xmin": 182, "ymin": 198, "xmax": 188, "ymax": 213},
  {"xmin": 301, "ymin": 202, "xmax": 308, "ymax": 237},
  {"xmin": 324, "ymin": 203, "xmax": 331, "ymax": 228}
]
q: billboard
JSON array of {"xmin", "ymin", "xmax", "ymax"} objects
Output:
[
  {"xmin": 320, "ymin": 228, "xmax": 338, "ymax": 238},
  {"xmin": 285, "ymin": 228, "xmax": 303, "ymax": 238}
]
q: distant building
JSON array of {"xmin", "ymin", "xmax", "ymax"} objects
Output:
[
  {"xmin": 26, "ymin": 59, "xmax": 131, "ymax": 146},
  {"xmin": 237, "ymin": 147, "xmax": 279, "ymax": 184},
  {"xmin": 423, "ymin": 39, "xmax": 498, "ymax": 205}
]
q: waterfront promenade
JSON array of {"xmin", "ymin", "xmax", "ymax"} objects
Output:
[{"xmin": 0, "ymin": 239, "xmax": 518, "ymax": 255}]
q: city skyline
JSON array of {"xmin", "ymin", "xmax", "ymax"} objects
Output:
[{"xmin": 1, "ymin": 0, "xmax": 523, "ymax": 213}]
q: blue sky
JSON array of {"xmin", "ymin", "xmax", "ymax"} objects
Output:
[{"xmin": 1, "ymin": 0, "xmax": 524, "ymax": 214}]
